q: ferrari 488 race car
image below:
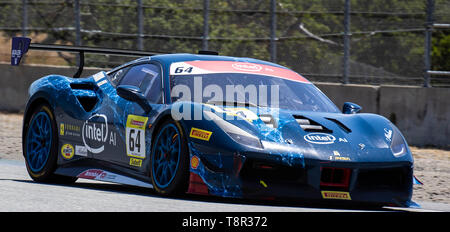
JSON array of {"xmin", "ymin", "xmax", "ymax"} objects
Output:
[{"xmin": 15, "ymin": 38, "xmax": 418, "ymax": 207}]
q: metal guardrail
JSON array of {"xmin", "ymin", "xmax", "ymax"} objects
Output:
[
  {"xmin": 423, "ymin": 0, "xmax": 450, "ymax": 87},
  {"xmin": 2, "ymin": 0, "xmax": 449, "ymax": 87},
  {"xmin": 427, "ymin": 71, "xmax": 450, "ymax": 76},
  {"xmin": 433, "ymin": 23, "xmax": 450, "ymax": 29},
  {"xmin": 427, "ymin": 24, "xmax": 450, "ymax": 78}
]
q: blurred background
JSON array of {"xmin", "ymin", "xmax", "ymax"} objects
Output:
[{"xmin": 0, "ymin": 0, "xmax": 449, "ymax": 87}]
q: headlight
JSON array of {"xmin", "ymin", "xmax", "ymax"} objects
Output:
[
  {"xmin": 227, "ymin": 132, "xmax": 262, "ymax": 149},
  {"xmin": 390, "ymin": 126, "xmax": 408, "ymax": 157},
  {"xmin": 204, "ymin": 111, "xmax": 262, "ymax": 149}
]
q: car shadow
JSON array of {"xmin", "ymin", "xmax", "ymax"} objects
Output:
[{"xmin": 9, "ymin": 178, "xmax": 393, "ymax": 211}]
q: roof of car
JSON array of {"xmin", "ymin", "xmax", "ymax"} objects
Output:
[
  {"xmin": 108, "ymin": 53, "xmax": 289, "ymax": 74},
  {"xmin": 152, "ymin": 53, "xmax": 286, "ymax": 69}
]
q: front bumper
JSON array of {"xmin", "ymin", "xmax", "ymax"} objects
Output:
[
  {"xmin": 188, "ymin": 143, "xmax": 414, "ymax": 207},
  {"xmin": 240, "ymin": 158, "xmax": 413, "ymax": 206}
]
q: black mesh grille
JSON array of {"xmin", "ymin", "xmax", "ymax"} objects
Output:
[
  {"xmin": 240, "ymin": 159, "xmax": 306, "ymax": 183},
  {"xmin": 356, "ymin": 167, "xmax": 411, "ymax": 190}
]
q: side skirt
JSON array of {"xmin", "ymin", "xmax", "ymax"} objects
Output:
[{"xmin": 54, "ymin": 158, "xmax": 153, "ymax": 189}]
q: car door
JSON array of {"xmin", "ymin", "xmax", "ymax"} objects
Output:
[{"xmin": 85, "ymin": 62, "xmax": 163, "ymax": 169}]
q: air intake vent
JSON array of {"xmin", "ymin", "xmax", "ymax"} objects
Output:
[
  {"xmin": 321, "ymin": 167, "xmax": 351, "ymax": 189},
  {"xmin": 325, "ymin": 117, "xmax": 352, "ymax": 133},
  {"xmin": 293, "ymin": 115, "xmax": 332, "ymax": 133},
  {"xmin": 259, "ymin": 114, "xmax": 277, "ymax": 128}
]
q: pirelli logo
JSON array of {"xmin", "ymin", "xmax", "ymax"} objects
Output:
[
  {"xmin": 321, "ymin": 191, "xmax": 351, "ymax": 200},
  {"xmin": 189, "ymin": 127, "xmax": 212, "ymax": 141}
]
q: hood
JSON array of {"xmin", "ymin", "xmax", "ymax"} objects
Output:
[{"xmin": 203, "ymin": 104, "xmax": 412, "ymax": 163}]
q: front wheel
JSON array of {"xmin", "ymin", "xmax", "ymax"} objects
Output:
[
  {"xmin": 23, "ymin": 103, "xmax": 77, "ymax": 184},
  {"xmin": 150, "ymin": 120, "xmax": 189, "ymax": 195}
]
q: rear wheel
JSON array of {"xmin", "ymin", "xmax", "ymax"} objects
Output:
[
  {"xmin": 150, "ymin": 120, "xmax": 189, "ymax": 195},
  {"xmin": 23, "ymin": 103, "xmax": 77, "ymax": 183}
]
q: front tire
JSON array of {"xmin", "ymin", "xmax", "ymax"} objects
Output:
[
  {"xmin": 150, "ymin": 120, "xmax": 189, "ymax": 195},
  {"xmin": 23, "ymin": 103, "xmax": 77, "ymax": 184}
]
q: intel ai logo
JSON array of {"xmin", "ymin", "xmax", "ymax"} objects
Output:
[
  {"xmin": 304, "ymin": 133, "xmax": 336, "ymax": 144},
  {"xmin": 82, "ymin": 114, "xmax": 108, "ymax": 154}
]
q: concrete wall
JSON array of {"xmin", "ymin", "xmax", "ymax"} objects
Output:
[
  {"xmin": 0, "ymin": 63, "xmax": 448, "ymax": 147},
  {"xmin": 315, "ymin": 82, "xmax": 379, "ymax": 114},
  {"xmin": 0, "ymin": 63, "xmax": 103, "ymax": 112},
  {"xmin": 379, "ymin": 86, "xmax": 450, "ymax": 148},
  {"xmin": 315, "ymin": 82, "xmax": 450, "ymax": 148}
]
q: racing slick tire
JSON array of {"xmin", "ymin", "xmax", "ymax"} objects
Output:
[
  {"xmin": 23, "ymin": 103, "xmax": 78, "ymax": 184},
  {"xmin": 150, "ymin": 119, "xmax": 189, "ymax": 196}
]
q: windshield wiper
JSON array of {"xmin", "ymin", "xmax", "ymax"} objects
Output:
[{"xmin": 206, "ymin": 100, "xmax": 259, "ymax": 107}]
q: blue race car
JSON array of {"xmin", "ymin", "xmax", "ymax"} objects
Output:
[{"xmin": 16, "ymin": 38, "xmax": 417, "ymax": 207}]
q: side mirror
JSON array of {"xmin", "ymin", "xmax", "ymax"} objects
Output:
[
  {"xmin": 343, "ymin": 102, "xmax": 362, "ymax": 114},
  {"xmin": 117, "ymin": 85, "xmax": 152, "ymax": 113}
]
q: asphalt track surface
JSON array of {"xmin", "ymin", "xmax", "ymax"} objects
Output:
[{"xmin": 0, "ymin": 159, "xmax": 448, "ymax": 212}]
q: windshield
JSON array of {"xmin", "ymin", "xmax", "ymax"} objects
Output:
[{"xmin": 169, "ymin": 61, "xmax": 339, "ymax": 113}]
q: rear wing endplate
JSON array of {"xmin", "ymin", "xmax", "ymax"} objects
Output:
[{"xmin": 11, "ymin": 37, "xmax": 162, "ymax": 78}]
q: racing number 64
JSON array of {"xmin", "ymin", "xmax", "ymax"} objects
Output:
[
  {"xmin": 126, "ymin": 115, "xmax": 148, "ymax": 158},
  {"xmin": 128, "ymin": 129, "xmax": 141, "ymax": 153}
]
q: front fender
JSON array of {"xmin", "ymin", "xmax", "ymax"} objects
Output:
[{"xmin": 170, "ymin": 102, "xmax": 242, "ymax": 152}]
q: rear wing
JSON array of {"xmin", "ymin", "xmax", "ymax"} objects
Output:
[{"xmin": 11, "ymin": 37, "xmax": 162, "ymax": 78}]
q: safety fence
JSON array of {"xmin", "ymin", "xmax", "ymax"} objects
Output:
[{"xmin": 0, "ymin": 0, "xmax": 449, "ymax": 87}]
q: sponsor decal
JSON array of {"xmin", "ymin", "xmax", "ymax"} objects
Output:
[
  {"xmin": 75, "ymin": 145, "xmax": 88, "ymax": 157},
  {"xmin": 304, "ymin": 133, "xmax": 336, "ymax": 144},
  {"xmin": 92, "ymin": 72, "xmax": 105, "ymax": 82},
  {"xmin": 97, "ymin": 79, "xmax": 107, "ymax": 86},
  {"xmin": 191, "ymin": 155, "xmax": 200, "ymax": 169},
  {"xmin": 60, "ymin": 123, "xmax": 81, "ymax": 137},
  {"xmin": 61, "ymin": 144, "xmax": 74, "ymax": 160},
  {"xmin": 334, "ymin": 156, "xmax": 351, "ymax": 161},
  {"xmin": 231, "ymin": 63, "xmax": 262, "ymax": 72},
  {"xmin": 129, "ymin": 158, "xmax": 143, "ymax": 167},
  {"xmin": 130, "ymin": 119, "xmax": 145, "ymax": 127},
  {"xmin": 60, "ymin": 123, "xmax": 64, "ymax": 135},
  {"xmin": 329, "ymin": 150, "xmax": 351, "ymax": 161},
  {"xmin": 77, "ymin": 169, "xmax": 153, "ymax": 188},
  {"xmin": 189, "ymin": 127, "xmax": 213, "ymax": 141},
  {"xmin": 126, "ymin": 115, "xmax": 149, "ymax": 158},
  {"xmin": 77, "ymin": 169, "xmax": 115, "ymax": 180},
  {"xmin": 321, "ymin": 191, "xmax": 351, "ymax": 200},
  {"xmin": 82, "ymin": 114, "xmax": 117, "ymax": 154}
]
